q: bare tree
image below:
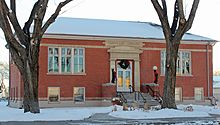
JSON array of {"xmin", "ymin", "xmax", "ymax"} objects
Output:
[
  {"xmin": 0, "ymin": 0, "xmax": 73, "ymax": 113},
  {"xmin": 151, "ymin": 0, "xmax": 200, "ymax": 109},
  {"xmin": 0, "ymin": 62, "xmax": 9, "ymax": 97}
]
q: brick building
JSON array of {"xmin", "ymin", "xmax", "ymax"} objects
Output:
[{"xmin": 9, "ymin": 17, "xmax": 216, "ymax": 108}]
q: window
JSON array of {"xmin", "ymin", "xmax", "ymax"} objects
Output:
[
  {"xmin": 48, "ymin": 47, "xmax": 85, "ymax": 74},
  {"xmin": 74, "ymin": 48, "xmax": 84, "ymax": 73},
  {"xmin": 48, "ymin": 48, "xmax": 59, "ymax": 72},
  {"xmin": 48, "ymin": 87, "xmax": 60, "ymax": 102},
  {"xmin": 161, "ymin": 51, "xmax": 191, "ymax": 75},
  {"xmin": 73, "ymin": 87, "xmax": 85, "ymax": 103},
  {"xmin": 176, "ymin": 52, "xmax": 181, "ymax": 74},
  {"xmin": 175, "ymin": 87, "xmax": 182, "ymax": 101},
  {"xmin": 61, "ymin": 48, "xmax": 72, "ymax": 73},
  {"xmin": 182, "ymin": 52, "xmax": 191, "ymax": 74},
  {"xmin": 194, "ymin": 87, "xmax": 204, "ymax": 101}
]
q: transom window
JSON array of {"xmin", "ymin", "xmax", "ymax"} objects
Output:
[
  {"xmin": 48, "ymin": 47, "xmax": 85, "ymax": 74},
  {"xmin": 161, "ymin": 50, "xmax": 191, "ymax": 75}
]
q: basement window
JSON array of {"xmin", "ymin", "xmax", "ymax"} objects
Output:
[
  {"xmin": 194, "ymin": 87, "xmax": 204, "ymax": 101},
  {"xmin": 48, "ymin": 87, "xmax": 60, "ymax": 102},
  {"xmin": 73, "ymin": 87, "xmax": 85, "ymax": 103}
]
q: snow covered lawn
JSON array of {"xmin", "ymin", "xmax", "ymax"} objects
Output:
[
  {"xmin": 0, "ymin": 101, "xmax": 111, "ymax": 121},
  {"xmin": 1, "ymin": 101, "xmax": 220, "ymax": 121},
  {"xmin": 109, "ymin": 104, "xmax": 220, "ymax": 119}
]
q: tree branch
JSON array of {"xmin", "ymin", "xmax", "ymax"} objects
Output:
[
  {"xmin": 0, "ymin": 1, "xmax": 25, "ymax": 54},
  {"xmin": 10, "ymin": 47, "xmax": 25, "ymax": 72},
  {"xmin": 1, "ymin": 0, "xmax": 26, "ymax": 46},
  {"xmin": 177, "ymin": 0, "xmax": 185, "ymax": 19},
  {"xmin": 161, "ymin": 0, "xmax": 167, "ymax": 15},
  {"xmin": 41, "ymin": 0, "xmax": 73, "ymax": 36},
  {"xmin": 151, "ymin": 0, "xmax": 171, "ymax": 39},
  {"xmin": 185, "ymin": 0, "xmax": 200, "ymax": 31},
  {"xmin": 170, "ymin": 0, "xmax": 179, "ymax": 35},
  {"xmin": 32, "ymin": 0, "xmax": 49, "ymax": 40},
  {"xmin": 174, "ymin": 0, "xmax": 200, "ymax": 41},
  {"xmin": 23, "ymin": 0, "xmax": 43, "ymax": 41}
]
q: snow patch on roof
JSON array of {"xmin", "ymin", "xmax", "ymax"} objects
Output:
[{"xmin": 45, "ymin": 17, "xmax": 214, "ymax": 41}]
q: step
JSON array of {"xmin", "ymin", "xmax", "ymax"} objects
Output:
[{"xmin": 119, "ymin": 92, "xmax": 161, "ymax": 108}]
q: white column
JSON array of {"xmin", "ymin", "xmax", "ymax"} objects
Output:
[{"xmin": 134, "ymin": 60, "xmax": 140, "ymax": 91}]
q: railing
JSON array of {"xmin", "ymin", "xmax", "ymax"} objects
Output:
[
  {"xmin": 145, "ymin": 85, "xmax": 163, "ymax": 104},
  {"xmin": 117, "ymin": 91, "xmax": 147, "ymax": 103},
  {"xmin": 137, "ymin": 91, "xmax": 147, "ymax": 103},
  {"xmin": 117, "ymin": 92, "xmax": 127, "ymax": 103}
]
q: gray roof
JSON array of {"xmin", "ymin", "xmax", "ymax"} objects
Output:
[{"xmin": 45, "ymin": 17, "xmax": 214, "ymax": 41}]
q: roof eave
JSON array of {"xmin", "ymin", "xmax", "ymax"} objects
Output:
[{"xmin": 42, "ymin": 33, "xmax": 216, "ymax": 45}]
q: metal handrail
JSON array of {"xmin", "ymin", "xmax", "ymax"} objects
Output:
[
  {"xmin": 137, "ymin": 91, "xmax": 146, "ymax": 103},
  {"xmin": 145, "ymin": 85, "xmax": 163, "ymax": 104},
  {"xmin": 118, "ymin": 92, "xmax": 127, "ymax": 103}
]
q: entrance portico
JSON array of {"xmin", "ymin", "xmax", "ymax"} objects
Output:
[{"xmin": 106, "ymin": 40, "xmax": 143, "ymax": 92}]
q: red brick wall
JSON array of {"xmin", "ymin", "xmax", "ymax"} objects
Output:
[
  {"xmin": 140, "ymin": 42, "xmax": 213, "ymax": 99},
  {"xmin": 10, "ymin": 63, "xmax": 21, "ymax": 100},
  {"xmin": 38, "ymin": 39, "xmax": 110, "ymax": 99},
  {"xmin": 10, "ymin": 38, "xmax": 213, "ymax": 101}
]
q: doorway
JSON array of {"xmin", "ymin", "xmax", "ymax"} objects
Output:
[{"xmin": 116, "ymin": 60, "xmax": 133, "ymax": 92}]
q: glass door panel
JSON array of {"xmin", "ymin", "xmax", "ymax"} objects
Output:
[
  {"xmin": 125, "ymin": 71, "xmax": 131, "ymax": 89},
  {"xmin": 116, "ymin": 60, "xmax": 132, "ymax": 92},
  {"xmin": 117, "ymin": 71, "xmax": 123, "ymax": 87}
]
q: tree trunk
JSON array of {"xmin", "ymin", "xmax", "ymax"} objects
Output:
[
  {"xmin": 21, "ymin": 57, "xmax": 40, "ymax": 113},
  {"xmin": 0, "ymin": 0, "xmax": 73, "ymax": 113},
  {"xmin": 162, "ymin": 39, "xmax": 179, "ymax": 109}
]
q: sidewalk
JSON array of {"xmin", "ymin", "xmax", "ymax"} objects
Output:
[{"xmin": 85, "ymin": 113, "xmax": 220, "ymax": 124}]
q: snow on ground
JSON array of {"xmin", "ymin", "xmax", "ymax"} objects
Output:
[
  {"xmin": 1, "ymin": 101, "xmax": 220, "ymax": 121},
  {"xmin": 109, "ymin": 104, "xmax": 220, "ymax": 119},
  {"xmin": 0, "ymin": 101, "xmax": 111, "ymax": 121}
]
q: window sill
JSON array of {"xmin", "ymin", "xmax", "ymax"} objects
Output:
[
  {"xmin": 74, "ymin": 101, "xmax": 85, "ymax": 104},
  {"xmin": 160, "ymin": 74, "xmax": 193, "ymax": 77},
  {"xmin": 47, "ymin": 72, "xmax": 86, "ymax": 76},
  {"xmin": 48, "ymin": 101, "xmax": 61, "ymax": 104}
]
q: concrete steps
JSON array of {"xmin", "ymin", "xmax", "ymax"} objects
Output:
[{"xmin": 118, "ymin": 92, "xmax": 161, "ymax": 108}]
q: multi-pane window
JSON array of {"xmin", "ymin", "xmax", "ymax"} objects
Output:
[
  {"xmin": 194, "ymin": 87, "xmax": 204, "ymax": 101},
  {"xmin": 160, "ymin": 51, "xmax": 166, "ymax": 74},
  {"xmin": 73, "ymin": 87, "xmax": 85, "ymax": 103},
  {"xmin": 182, "ymin": 52, "xmax": 191, "ymax": 74},
  {"xmin": 48, "ymin": 87, "xmax": 60, "ymax": 102},
  {"xmin": 61, "ymin": 48, "xmax": 72, "ymax": 73},
  {"xmin": 176, "ymin": 52, "xmax": 181, "ymax": 74},
  {"xmin": 161, "ymin": 51, "xmax": 191, "ymax": 75},
  {"xmin": 48, "ymin": 48, "xmax": 59, "ymax": 72},
  {"xmin": 74, "ymin": 48, "xmax": 84, "ymax": 73},
  {"xmin": 48, "ymin": 47, "xmax": 85, "ymax": 74}
]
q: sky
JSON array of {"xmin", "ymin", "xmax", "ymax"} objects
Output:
[{"xmin": 0, "ymin": 0, "xmax": 220, "ymax": 71}]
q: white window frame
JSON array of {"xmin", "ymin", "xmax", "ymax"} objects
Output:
[
  {"xmin": 161, "ymin": 50, "xmax": 191, "ymax": 76},
  {"xmin": 48, "ymin": 47, "xmax": 85, "ymax": 75},
  {"xmin": 48, "ymin": 87, "xmax": 60, "ymax": 103},
  {"xmin": 48, "ymin": 47, "xmax": 59, "ymax": 73},
  {"xmin": 194, "ymin": 87, "xmax": 204, "ymax": 101},
  {"xmin": 61, "ymin": 48, "xmax": 72, "ymax": 73},
  {"xmin": 73, "ymin": 48, "xmax": 85, "ymax": 73},
  {"xmin": 73, "ymin": 87, "xmax": 85, "ymax": 103}
]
